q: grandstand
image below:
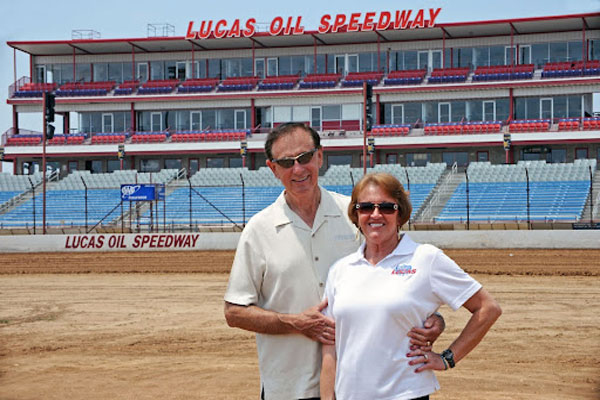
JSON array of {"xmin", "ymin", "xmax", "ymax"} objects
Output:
[{"xmin": 1, "ymin": 10, "xmax": 599, "ymax": 231}]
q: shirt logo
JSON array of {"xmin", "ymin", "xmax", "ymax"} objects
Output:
[{"xmin": 391, "ymin": 263, "xmax": 417, "ymax": 275}]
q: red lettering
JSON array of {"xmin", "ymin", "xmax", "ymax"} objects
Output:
[
  {"xmin": 149, "ymin": 235, "xmax": 158, "ymax": 248},
  {"xmin": 228, "ymin": 19, "xmax": 241, "ymax": 38},
  {"xmin": 198, "ymin": 20, "xmax": 213, "ymax": 39},
  {"xmin": 157, "ymin": 235, "xmax": 166, "ymax": 248},
  {"xmin": 293, "ymin": 16, "xmax": 304, "ymax": 35},
  {"xmin": 108, "ymin": 235, "xmax": 117, "ymax": 248},
  {"xmin": 377, "ymin": 11, "xmax": 391, "ymax": 30},
  {"xmin": 394, "ymin": 10, "xmax": 413, "ymax": 30},
  {"xmin": 185, "ymin": 21, "xmax": 198, "ymax": 40},
  {"xmin": 243, "ymin": 18, "xmax": 256, "ymax": 37},
  {"xmin": 362, "ymin": 12, "xmax": 376, "ymax": 31},
  {"xmin": 318, "ymin": 14, "xmax": 331, "ymax": 33},
  {"xmin": 164, "ymin": 235, "xmax": 173, "ymax": 248},
  {"xmin": 283, "ymin": 16, "xmax": 294, "ymax": 35},
  {"xmin": 140, "ymin": 235, "xmax": 151, "ymax": 247},
  {"xmin": 269, "ymin": 16, "xmax": 284, "ymax": 35},
  {"xmin": 65, "ymin": 236, "xmax": 73, "ymax": 248},
  {"xmin": 332, "ymin": 14, "xmax": 346, "ymax": 33},
  {"xmin": 428, "ymin": 8, "xmax": 442, "ymax": 27},
  {"xmin": 173, "ymin": 235, "xmax": 185, "ymax": 247},
  {"xmin": 96, "ymin": 235, "xmax": 104, "ymax": 249},
  {"xmin": 411, "ymin": 9, "xmax": 425, "ymax": 29},
  {"xmin": 347, "ymin": 13, "xmax": 361, "ymax": 32},
  {"xmin": 214, "ymin": 19, "xmax": 228, "ymax": 38}
]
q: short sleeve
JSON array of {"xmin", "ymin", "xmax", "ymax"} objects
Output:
[
  {"xmin": 321, "ymin": 263, "xmax": 338, "ymax": 319},
  {"xmin": 224, "ymin": 225, "xmax": 266, "ymax": 306},
  {"xmin": 429, "ymin": 248, "xmax": 482, "ymax": 311}
]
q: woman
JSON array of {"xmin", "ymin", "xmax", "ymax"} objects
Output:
[{"xmin": 320, "ymin": 172, "xmax": 502, "ymax": 400}]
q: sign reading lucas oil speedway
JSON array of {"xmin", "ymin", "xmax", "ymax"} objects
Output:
[{"xmin": 186, "ymin": 8, "xmax": 442, "ymax": 40}]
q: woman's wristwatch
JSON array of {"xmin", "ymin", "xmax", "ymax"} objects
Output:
[{"xmin": 441, "ymin": 349, "xmax": 455, "ymax": 368}]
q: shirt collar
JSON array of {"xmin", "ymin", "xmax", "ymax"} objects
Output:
[
  {"xmin": 348, "ymin": 233, "xmax": 420, "ymax": 265},
  {"xmin": 271, "ymin": 186, "xmax": 343, "ymax": 228}
]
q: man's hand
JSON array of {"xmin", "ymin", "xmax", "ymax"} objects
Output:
[
  {"xmin": 280, "ymin": 298, "xmax": 336, "ymax": 344},
  {"xmin": 407, "ymin": 312, "xmax": 445, "ymax": 351}
]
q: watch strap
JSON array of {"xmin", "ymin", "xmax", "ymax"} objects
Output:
[{"xmin": 441, "ymin": 348, "xmax": 455, "ymax": 368}]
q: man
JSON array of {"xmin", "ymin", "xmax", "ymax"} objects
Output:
[{"xmin": 224, "ymin": 123, "xmax": 443, "ymax": 400}]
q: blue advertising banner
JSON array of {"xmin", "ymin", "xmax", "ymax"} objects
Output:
[{"xmin": 121, "ymin": 184, "xmax": 157, "ymax": 201}]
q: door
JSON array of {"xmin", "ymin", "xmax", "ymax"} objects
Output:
[
  {"xmin": 540, "ymin": 98, "xmax": 553, "ymax": 119},
  {"xmin": 267, "ymin": 58, "xmax": 278, "ymax": 76},
  {"xmin": 505, "ymin": 46, "xmax": 517, "ymax": 65},
  {"xmin": 335, "ymin": 55, "xmax": 346, "ymax": 75},
  {"xmin": 311, "ymin": 107, "xmax": 322, "ymax": 130},
  {"xmin": 391, "ymin": 105, "xmax": 404, "ymax": 124},
  {"xmin": 483, "ymin": 101, "xmax": 496, "ymax": 121},
  {"xmin": 255, "ymin": 58, "xmax": 265, "ymax": 78},
  {"xmin": 151, "ymin": 112, "xmax": 162, "ymax": 131},
  {"xmin": 137, "ymin": 63, "xmax": 148, "ymax": 82},
  {"xmin": 438, "ymin": 103, "xmax": 451, "ymax": 123},
  {"xmin": 191, "ymin": 111, "xmax": 201, "ymax": 131},
  {"xmin": 418, "ymin": 51, "xmax": 429, "ymax": 70},
  {"xmin": 347, "ymin": 54, "xmax": 359, "ymax": 73},
  {"xmin": 234, "ymin": 110, "xmax": 246, "ymax": 130},
  {"xmin": 35, "ymin": 65, "xmax": 47, "ymax": 83},
  {"xmin": 431, "ymin": 50, "xmax": 442, "ymax": 69},
  {"xmin": 519, "ymin": 45, "xmax": 532, "ymax": 64},
  {"xmin": 102, "ymin": 113, "xmax": 114, "ymax": 133},
  {"xmin": 176, "ymin": 62, "xmax": 187, "ymax": 80}
]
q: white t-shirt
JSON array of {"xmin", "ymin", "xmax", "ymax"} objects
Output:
[
  {"xmin": 323, "ymin": 234, "xmax": 482, "ymax": 400},
  {"xmin": 225, "ymin": 187, "xmax": 359, "ymax": 400}
]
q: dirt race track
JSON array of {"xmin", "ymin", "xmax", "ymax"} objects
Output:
[{"xmin": 1, "ymin": 249, "xmax": 599, "ymax": 399}]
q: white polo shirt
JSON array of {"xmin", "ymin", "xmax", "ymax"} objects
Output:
[
  {"xmin": 225, "ymin": 187, "xmax": 359, "ymax": 400},
  {"xmin": 323, "ymin": 234, "xmax": 482, "ymax": 400}
]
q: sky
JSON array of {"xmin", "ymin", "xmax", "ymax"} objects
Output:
[{"xmin": 0, "ymin": 0, "xmax": 598, "ymax": 139}]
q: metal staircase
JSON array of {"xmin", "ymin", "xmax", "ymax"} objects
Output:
[{"xmin": 414, "ymin": 163, "xmax": 464, "ymax": 223}]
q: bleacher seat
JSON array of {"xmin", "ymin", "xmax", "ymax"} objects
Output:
[
  {"xmin": 91, "ymin": 133, "xmax": 127, "ymax": 144},
  {"xmin": 298, "ymin": 73, "xmax": 341, "ymax": 89},
  {"xmin": 12, "ymin": 82, "xmax": 57, "ymax": 98},
  {"xmin": 55, "ymin": 81, "xmax": 116, "ymax": 96},
  {"xmin": 437, "ymin": 160, "xmax": 595, "ymax": 223},
  {"xmin": 472, "ymin": 64, "xmax": 534, "ymax": 81},
  {"xmin": 5, "ymin": 135, "xmax": 42, "ymax": 146},
  {"xmin": 370, "ymin": 124, "xmax": 411, "ymax": 136},
  {"xmin": 541, "ymin": 60, "xmax": 600, "ymax": 78},
  {"xmin": 509, "ymin": 119, "xmax": 550, "ymax": 133},
  {"xmin": 114, "ymin": 80, "xmax": 140, "ymax": 95},
  {"xmin": 137, "ymin": 79, "xmax": 179, "ymax": 95},
  {"xmin": 178, "ymin": 78, "xmax": 220, "ymax": 93},
  {"xmin": 130, "ymin": 131, "xmax": 167, "ymax": 143},
  {"xmin": 170, "ymin": 129, "xmax": 249, "ymax": 142},
  {"xmin": 557, "ymin": 118, "xmax": 580, "ymax": 131},
  {"xmin": 383, "ymin": 70, "xmax": 426, "ymax": 85},
  {"xmin": 428, "ymin": 67, "xmax": 470, "ymax": 84},
  {"xmin": 218, "ymin": 76, "xmax": 260, "ymax": 92},
  {"xmin": 582, "ymin": 117, "xmax": 600, "ymax": 130},
  {"xmin": 257, "ymin": 75, "xmax": 299, "ymax": 90},
  {"xmin": 340, "ymin": 72, "xmax": 384, "ymax": 87},
  {"xmin": 424, "ymin": 121, "xmax": 502, "ymax": 135}
]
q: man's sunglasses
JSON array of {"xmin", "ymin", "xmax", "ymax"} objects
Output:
[
  {"xmin": 355, "ymin": 202, "xmax": 399, "ymax": 214},
  {"xmin": 271, "ymin": 148, "xmax": 318, "ymax": 169}
]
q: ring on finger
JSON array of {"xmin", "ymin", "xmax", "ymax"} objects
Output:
[
  {"xmin": 426, "ymin": 341, "xmax": 431, "ymax": 347},
  {"xmin": 423, "ymin": 354, "xmax": 428, "ymax": 361}
]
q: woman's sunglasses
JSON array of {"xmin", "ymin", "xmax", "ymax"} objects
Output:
[
  {"xmin": 271, "ymin": 148, "xmax": 318, "ymax": 169},
  {"xmin": 355, "ymin": 202, "xmax": 399, "ymax": 215}
]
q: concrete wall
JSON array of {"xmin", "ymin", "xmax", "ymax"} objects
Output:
[{"xmin": 0, "ymin": 230, "xmax": 598, "ymax": 253}]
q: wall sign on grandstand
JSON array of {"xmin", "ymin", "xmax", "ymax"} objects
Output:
[{"xmin": 185, "ymin": 8, "xmax": 442, "ymax": 39}]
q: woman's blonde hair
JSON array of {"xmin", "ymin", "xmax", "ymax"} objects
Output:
[{"xmin": 348, "ymin": 172, "xmax": 412, "ymax": 228}]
